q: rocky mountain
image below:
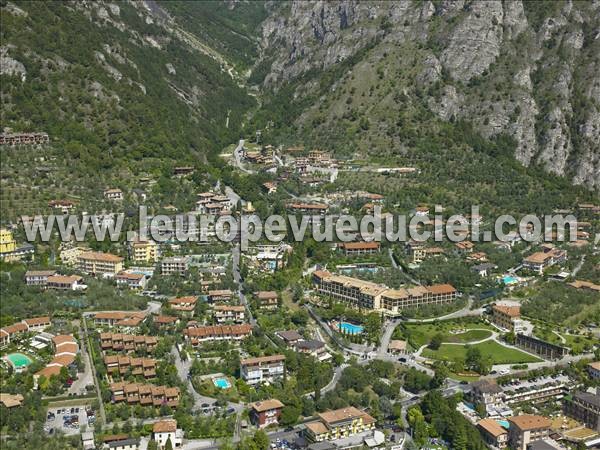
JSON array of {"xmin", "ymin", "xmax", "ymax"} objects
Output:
[{"xmin": 251, "ymin": 0, "xmax": 599, "ymax": 189}]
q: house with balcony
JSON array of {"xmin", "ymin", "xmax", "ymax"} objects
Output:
[
  {"xmin": 249, "ymin": 399, "xmax": 284, "ymax": 429},
  {"xmin": 240, "ymin": 355, "xmax": 285, "ymax": 385},
  {"xmin": 304, "ymin": 407, "xmax": 376, "ymax": 442}
]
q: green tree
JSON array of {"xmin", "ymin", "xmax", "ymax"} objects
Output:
[{"xmin": 429, "ymin": 333, "xmax": 444, "ymax": 350}]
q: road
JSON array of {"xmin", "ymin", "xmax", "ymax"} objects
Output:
[
  {"xmin": 571, "ymin": 254, "xmax": 586, "ymax": 277},
  {"xmin": 170, "ymin": 346, "xmax": 217, "ymax": 412},
  {"xmin": 404, "ymin": 296, "xmax": 483, "ymax": 323},
  {"xmin": 387, "ymin": 248, "xmax": 421, "ymax": 285},
  {"xmin": 232, "ymin": 243, "xmax": 256, "ymax": 326},
  {"xmin": 68, "ymin": 322, "xmax": 94, "ymax": 396},
  {"xmin": 81, "ymin": 301, "xmax": 162, "ymax": 318},
  {"xmin": 378, "ymin": 319, "xmax": 402, "ymax": 358},
  {"xmin": 81, "ymin": 315, "xmax": 106, "ymax": 426}
]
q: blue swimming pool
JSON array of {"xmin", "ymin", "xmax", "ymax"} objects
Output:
[
  {"xmin": 502, "ymin": 275, "xmax": 518, "ymax": 285},
  {"xmin": 338, "ymin": 322, "xmax": 364, "ymax": 335},
  {"xmin": 213, "ymin": 377, "xmax": 231, "ymax": 389},
  {"xmin": 497, "ymin": 420, "xmax": 510, "ymax": 429}
]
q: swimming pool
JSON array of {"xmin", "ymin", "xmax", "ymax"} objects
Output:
[
  {"xmin": 497, "ymin": 420, "xmax": 510, "ymax": 429},
  {"xmin": 5, "ymin": 353, "xmax": 32, "ymax": 370},
  {"xmin": 502, "ymin": 275, "xmax": 518, "ymax": 285},
  {"xmin": 213, "ymin": 377, "xmax": 231, "ymax": 389},
  {"xmin": 338, "ymin": 322, "xmax": 364, "ymax": 335}
]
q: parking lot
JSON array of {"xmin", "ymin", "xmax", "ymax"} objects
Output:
[{"xmin": 44, "ymin": 404, "xmax": 96, "ymax": 436}]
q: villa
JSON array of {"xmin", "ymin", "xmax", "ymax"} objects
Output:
[
  {"xmin": 240, "ymin": 355, "xmax": 285, "ymax": 385},
  {"xmin": 249, "ymin": 399, "xmax": 285, "ymax": 428}
]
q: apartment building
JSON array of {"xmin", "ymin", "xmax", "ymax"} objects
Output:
[
  {"xmin": 240, "ymin": 355, "xmax": 285, "ymax": 385},
  {"xmin": 312, "ymin": 270, "xmax": 457, "ymax": 316},
  {"xmin": 563, "ymin": 390, "xmax": 600, "ymax": 432},
  {"xmin": 130, "ymin": 239, "xmax": 159, "ymax": 263},
  {"xmin": 160, "ymin": 257, "xmax": 190, "ymax": 276},
  {"xmin": 104, "ymin": 188, "xmax": 124, "ymax": 200},
  {"xmin": 78, "ymin": 251, "xmax": 124, "ymax": 276},
  {"xmin": 304, "ymin": 407, "xmax": 376, "ymax": 442},
  {"xmin": 339, "ymin": 242, "xmax": 380, "ymax": 256},
  {"xmin": 288, "ymin": 203, "xmax": 329, "ymax": 215},
  {"xmin": 491, "ymin": 304, "xmax": 521, "ymax": 330},
  {"xmin": 0, "ymin": 132, "xmax": 49, "ymax": 146},
  {"xmin": 208, "ymin": 289, "xmax": 233, "ymax": 302},
  {"xmin": 183, "ymin": 324, "xmax": 252, "ymax": 346},
  {"xmin": 59, "ymin": 246, "xmax": 89, "ymax": 266},
  {"xmin": 523, "ymin": 248, "xmax": 567, "ymax": 274},
  {"xmin": 93, "ymin": 312, "xmax": 145, "ymax": 328},
  {"xmin": 22, "ymin": 316, "xmax": 51, "ymax": 332},
  {"xmin": 47, "ymin": 274, "xmax": 85, "ymax": 290},
  {"xmin": 256, "ymin": 291, "xmax": 278, "ymax": 310},
  {"xmin": 588, "ymin": 361, "xmax": 600, "ymax": 380},
  {"xmin": 152, "ymin": 419, "xmax": 183, "ymax": 449},
  {"xmin": 507, "ymin": 415, "xmax": 551, "ymax": 450},
  {"xmin": 100, "ymin": 333, "xmax": 158, "ymax": 353},
  {"xmin": 25, "ymin": 270, "xmax": 57, "ymax": 286},
  {"xmin": 213, "ymin": 305, "xmax": 245, "ymax": 323},
  {"xmin": 153, "ymin": 315, "xmax": 179, "ymax": 328},
  {"xmin": 249, "ymin": 399, "xmax": 285, "ymax": 429},
  {"xmin": 470, "ymin": 379, "xmax": 504, "ymax": 412},
  {"xmin": 0, "ymin": 228, "xmax": 16, "ymax": 255},
  {"xmin": 168, "ymin": 296, "xmax": 197, "ymax": 317},
  {"xmin": 477, "ymin": 419, "xmax": 508, "ymax": 449},
  {"xmin": 515, "ymin": 334, "xmax": 569, "ymax": 360},
  {"xmin": 104, "ymin": 355, "xmax": 157, "ymax": 379},
  {"xmin": 116, "ymin": 272, "xmax": 148, "ymax": 290},
  {"xmin": 109, "ymin": 382, "xmax": 180, "ymax": 408}
]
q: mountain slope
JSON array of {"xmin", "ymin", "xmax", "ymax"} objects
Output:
[{"xmin": 249, "ymin": 0, "xmax": 600, "ymax": 190}]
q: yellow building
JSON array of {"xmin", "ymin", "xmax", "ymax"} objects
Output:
[
  {"xmin": 305, "ymin": 407, "xmax": 376, "ymax": 442},
  {"xmin": 0, "ymin": 228, "xmax": 17, "ymax": 255},
  {"xmin": 78, "ymin": 251, "xmax": 124, "ymax": 276},
  {"xmin": 131, "ymin": 239, "xmax": 159, "ymax": 263}
]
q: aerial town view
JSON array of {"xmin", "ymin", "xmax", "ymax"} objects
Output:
[{"xmin": 0, "ymin": 2, "xmax": 599, "ymax": 450}]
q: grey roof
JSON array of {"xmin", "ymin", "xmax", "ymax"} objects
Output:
[
  {"xmin": 277, "ymin": 330, "xmax": 303, "ymax": 342},
  {"xmin": 108, "ymin": 438, "xmax": 139, "ymax": 448},
  {"xmin": 295, "ymin": 339, "xmax": 325, "ymax": 351},
  {"xmin": 526, "ymin": 440, "xmax": 560, "ymax": 450},
  {"xmin": 472, "ymin": 263, "xmax": 497, "ymax": 271},
  {"xmin": 308, "ymin": 442, "xmax": 336, "ymax": 450},
  {"xmin": 573, "ymin": 391, "xmax": 600, "ymax": 408},
  {"xmin": 472, "ymin": 379, "xmax": 503, "ymax": 394}
]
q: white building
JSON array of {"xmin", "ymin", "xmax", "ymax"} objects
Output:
[{"xmin": 152, "ymin": 419, "xmax": 183, "ymax": 449}]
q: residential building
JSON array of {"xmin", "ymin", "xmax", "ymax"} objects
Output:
[
  {"xmin": 249, "ymin": 399, "xmax": 285, "ymax": 428},
  {"xmin": 130, "ymin": 239, "xmax": 159, "ymax": 263},
  {"xmin": 25, "ymin": 270, "xmax": 56, "ymax": 286},
  {"xmin": 491, "ymin": 304, "xmax": 521, "ymax": 330},
  {"xmin": 588, "ymin": 361, "xmax": 600, "ymax": 380},
  {"xmin": 208, "ymin": 289, "xmax": 233, "ymax": 302},
  {"xmin": 502, "ymin": 377, "xmax": 568, "ymax": 405},
  {"xmin": 276, "ymin": 330, "xmax": 303, "ymax": 346},
  {"xmin": 105, "ymin": 437, "xmax": 139, "ymax": 450},
  {"xmin": 48, "ymin": 199, "xmax": 75, "ymax": 214},
  {"xmin": 0, "ymin": 393, "xmax": 24, "ymax": 408},
  {"xmin": 240, "ymin": 355, "xmax": 285, "ymax": 385},
  {"xmin": 34, "ymin": 334, "xmax": 78, "ymax": 388},
  {"xmin": 507, "ymin": 415, "xmax": 551, "ymax": 450},
  {"xmin": 0, "ymin": 228, "xmax": 17, "ymax": 254},
  {"xmin": 184, "ymin": 324, "xmax": 252, "ymax": 346},
  {"xmin": 152, "ymin": 419, "xmax": 183, "ymax": 449},
  {"xmin": 104, "ymin": 188, "xmax": 124, "ymax": 200},
  {"xmin": 116, "ymin": 272, "xmax": 148, "ymax": 290},
  {"xmin": 523, "ymin": 248, "xmax": 567, "ymax": 274},
  {"xmin": 304, "ymin": 407, "xmax": 376, "ymax": 442},
  {"xmin": 387, "ymin": 340, "xmax": 408, "ymax": 355},
  {"xmin": 563, "ymin": 390, "xmax": 600, "ymax": 432},
  {"xmin": 295, "ymin": 340, "xmax": 331, "ymax": 361},
  {"xmin": 93, "ymin": 312, "xmax": 145, "ymax": 328},
  {"xmin": 22, "ymin": 316, "xmax": 51, "ymax": 332},
  {"xmin": 47, "ymin": 274, "xmax": 85, "ymax": 290},
  {"xmin": 256, "ymin": 291, "xmax": 278, "ymax": 310},
  {"xmin": 81, "ymin": 431, "xmax": 95, "ymax": 450},
  {"xmin": 153, "ymin": 315, "xmax": 179, "ymax": 328},
  {"xmin": 0, "ymin": 132, "xmax": 49, "ymax": 146},
  {"xmin": 110, "ymin": 382, "xmax": 180, "ymax": 408},
  {"xmin": 262, "ymin": 182, "xmax": 278, "ymax": 194},
  {"xmin": 78, "ymin": 251, "xmax": 124, "ymax": 276},
  {"xmin": 569, "ymin": 280, "xmax": 600, "ymax": 293},
  {"xmin": 455, "ymin": 241, "xmax": 475, "ymax": 255},
  {"xmin": 0, "ymin": 322, "xmax": 28, "ymax": 347},
  {"xmin": 168, "ymin": 296, "xmax": 197, "ymax": 317},
  {"xmin": 59, "ymin": 246, "xmax": 89, "ymax": 266},
  {"xmin": 161, "ymin": 257, "xmax": 190, "ymax": 276},
  {"xmin": 213, "ymin": 305, "xmax": 245, "ymax": 323},
  {"xmin": 477, "ymin": 418, "xmax": 508, "ymax": 449},
  {"xmin": 288, "ymin": 203, "xmax": 329, "ymax": 215},
  {"xmin": 340, "ymin": 242, "xmax": 380, "ymax": 256},
  {"xmin": 515, "ymin": 334, "xmax": 569, "ymax": 360},
  {"xmin": 312, "ymin": 270, "xmax": 457, "ymax": 316},
  {"xmin": 470, "ymin": 379, "xmax": 504, "ymax": 412},
  {"xmin": 104, "ymin": 355, "xmax": 157, "ymax": 379},
  {"xmin": 100, "ymin": 333, "xmax": 158, "ymax": 353}
]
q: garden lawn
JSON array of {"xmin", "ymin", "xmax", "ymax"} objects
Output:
[
  {"xmin": 399, "ymin": 320, "xmax": 494, "ymax": 348},
  {"xmin": 422, "ymin": 340, "xmax": 542, "ymax": 365}
]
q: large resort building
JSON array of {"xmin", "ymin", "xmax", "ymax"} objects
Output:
[
  {"xmin": 78, "ymin": 251, "xmax": 124, "ymax": 276},
  {"xmin": 312, "ymin": 270, "xmax": 457, "ymax": 316}
]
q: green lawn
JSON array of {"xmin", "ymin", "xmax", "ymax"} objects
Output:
[
  {"xmin": 422, "ymin": 340, "xmax": 542, "ymax": 365},
  {"xmin": 397, "ymin": 320, "xmax": 494, "ymax": 348},
  {"xmin": 561, "ymin": 334, "xmax": 597, "ymax": 354}
]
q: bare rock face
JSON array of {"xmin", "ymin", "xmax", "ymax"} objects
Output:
[
  {"xmin": 439, "ymin": 1, "xmax": 504, "ymax": 82},
  {"xmin": 255, "ymin": 0, "xmax": 600, "ymax": 189},
  {"xmin": 0, "ymin": 46, "xmax": 26, "ymax": 82}
]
